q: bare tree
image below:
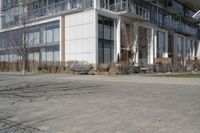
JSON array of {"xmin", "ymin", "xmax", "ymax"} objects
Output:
[
  {"xmin": 1, "ymin": 0, "xmax": 38, "ymax": 75},
  {"xmin": 121, "ymin": 21, "xmax": 151, "ymax": 66}
]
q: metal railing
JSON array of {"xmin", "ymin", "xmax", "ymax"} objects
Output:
[
  {"xmin": 102, "ymin": 2, "xmax": 150, "ymax": 20},
  {"xmin": 28, "ymin": 0, "xmax": 93, "ymax": 20},
  {"xmin": 158, "ymin": 16, "xmax": 197, "ymax": 36},
  {"xmin": 1, "ymin": 0, "xmax": 94, "ymax": 29}
]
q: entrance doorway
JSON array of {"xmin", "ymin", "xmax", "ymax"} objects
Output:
[{"xmin": 138, "ymin": 26, "xmax": 149, "ymax": 65}]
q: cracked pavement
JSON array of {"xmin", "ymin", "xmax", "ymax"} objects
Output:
[{"xmin": 0, "ymin": 73, "xmax": 200, "ymax": 133}]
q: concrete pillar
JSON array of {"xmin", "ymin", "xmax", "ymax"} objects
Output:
[
  {"xmin": 183, "ymin": 37, "xmax": 186, "ymax": 65},
  {"xmin": 154, "ymin": 29, "xmax": 157, "ymax": 61},
  {"xmin": 94, "ymin": 10, "xmax": 98, "ymax": 64},
  {"xmin": 192, "ymin": 40, "xmax": 195, "ymax": 60},
  {"xmin": 116, "ymin": 17, "xmax": 121, "ymax": 62},
  {"xmin": 60, "ymin": 16, "xmax": 65, "ymax": 63},
  {"xmin": 148, "ymin": 28, "xmax": 154, "ymax": 64},
  {"xmin": 164, "ymin": 32, "xmax": 168, "ymax": 58},
  {"xmin": 133, "ymin": 23, "xmax": 139, "ymax": 64},
  {"xmin": 197, "ymin": 40, "xmax": 200, "ymax": 59},
  {"xmin": 94, "ymin": 0, "xmax": 100, "ymax": 10}
]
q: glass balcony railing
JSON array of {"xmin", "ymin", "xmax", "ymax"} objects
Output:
[
  {"xmin": 102, "ymin": 2, "xmax": 150, "ymax": 21},
  {"xmin": 1, "ymin": 0, "xmax": 94, "ymax": 29},
  {"xmin": 176, "ymin": 23, "xmax": 197, "ymax": 35},
  {"xmin": 158, "ymin": 16, "xmax": 196, "ymax": 36},
  {"xmin": 28, "ymin": 0, "xmax": 93, "ymax": 20}
]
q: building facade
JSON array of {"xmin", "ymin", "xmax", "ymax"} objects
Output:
[{"xmin": 0, "ymin": 0, "xmax": 200, "ymax": 66}]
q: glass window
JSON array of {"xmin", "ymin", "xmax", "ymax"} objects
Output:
[
  {"xmin": 28, "ymin": 53, "xmax": 34, "ymax": 61},
  {"xmin": 104, "ymin": 42, "xmax": 111, "ymax": 64},
  {"xmin": 53, "ymin": 28, "xmax": 60, "ymax": 42},
  {"xmin": 0, "ymin": 55, "xmax": 4, "ymax": 61},
  {"xmin": 47, "ymin": 29, "xmax": 53, "ymax": 43},
  {"xmin": 104, "ymin": 25, "xmax": 111, "ymax": 40},
  {"xmin": 41, "ymin": 50, "xmax": 46, "ymax": 62},
  {"xmin": 98, "ymin": 15, "xmax": 115, "ymax": 64},
  {"xmin": 54, "ymin": 51, "xmax": 60, "ymax": 62},
  {"xmin": 42, "ymin": 30, "xmax": 46, "ymax": 43},
  {"xmin": 98, "ymin": 18, "xmax": 103, "ymax": 39},
  {"xmin": 13, "ymin": 54, "xmax": 17, "ymax": 62},
  {"xmin": 5, "ymin": 55, "xmax": 9, "ymax": 62},
  {"xmin": 186, "ymin": 40, "xmax": 193, "ymax": 57},
  {"xmin": 47, "ymin": 51, "xmax": 53, "ymax": 62},
  {"xmin": 34, "ymin": 32, "xmax": 40, "ymax": 45},
  {"xmin": 157, "ymin": 31, "xmax": 165, "ymax": 58},
  {"xmin": 34, "ymin": 52, "xmax": 40, "ymax": 62},
  {"xmin": 98, "ymin": 40, "xmax": 103, "ymax": 64},
  {"xmin": 177, "ymin": 37, "xmax": 183, "ymax": 57}
]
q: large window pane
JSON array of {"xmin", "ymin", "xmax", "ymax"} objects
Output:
[
  {"xmin": 47, "ymin": 51, "xmax": 53, "ymax": 62},
  {"xmin": 104, "ymin": 25, "xmax": 110, "ymax": 40},
  {"xmin": 104, "ymin": 45, "xmax": 111, "ymax": 64},
  {"xmin": 54, "ymin": 51, "xmax": 60, "ymax": 62},
  {"xmin": 0, "ymin": 55, "xmax": 4, "ymax": 61},
  {"xmin": 28, "ymin": 53, "xmax": 34, "ymax": 61},
  {"xmin": 177, "ymin": 37, "xmax": 183, "ymax": 57},
  {"xmin": 98, "ymin": 40, "xmax": 103, "ymax": 64},
  {"xmin": 34, "ymin": 32, "xmax": 40, "ymax": 45},
  {"xmin": 98, "ymin": 15, "xmax": 115, "ymax": 64},
  {"xmin": 47, "ymin": 29, "xmax": 53, "ymax": 43},
  {"xmin": 157, "ymin": 31, "xmax": 165, "ymax": 58},
  {"xmin": 53, "ymin": 28, "xmax": 60, "ymax": 42},
  {"xmin": 42, "ymin": 30, "xmax": 46, "ymax": 43},
  {"xmin": 34, "ymin": 52, "xmax": 40, "ymax": 62},
  {"xmin": 41, "ymin": 49, "xmax": 46, "ymax": 62}
]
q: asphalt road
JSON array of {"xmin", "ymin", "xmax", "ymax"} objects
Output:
[{"xmin": 0, "ymin": 73, "xmax": 200, "ymax": 133}]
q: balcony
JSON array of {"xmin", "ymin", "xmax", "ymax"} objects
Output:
[
  {"xmin": 103, "ymin": 2, "xmax": 150, "ymax": 21},
  {"xmin": 28, "ymin": 0, "xmax": 93, "ymax": 20},
  {"xmin": 176, "ymin": 23, "xmax": 197, "ymax": 36},
  {"xmin": 1, "ymin": 0, "xmax": 93, "ymax": 29}
]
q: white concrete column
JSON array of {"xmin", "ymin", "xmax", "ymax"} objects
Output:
[
  {"xmin": 192, "ymin": 40, "xmax": 195, "ymax": 60},
  {"xmin": 133, "ymin": 23, "xmax": 139, "ymax": 64},
  {"xmin": 94, "ymin": 10, "xmax": 98, "ymax": 64},
  {"xmin": 197, "ymin": 40, "xmax": 200, "ymax": 59},
  {"xmin": 184, "ymin": 38, "xmax": 187, "ymax": 62},
  {"xmin": 60, "ymin": 16, "xmax": 65, "ymax": 63},
  {"xmin": 164, "ymin": 32, "xmax": 168, "ymax": 58},
  {"xmin": 183, "ymin": 37, "xmax": 186, "ymax": 65},
  {"xmin": 116, "ymin": 17, "xmax": 121, "ymax": 62},
  {"xmin": 154, "ymin": 29, "xmax": 157, "ymax": 60},
  {"xmin": 94, "ymin": 0, "xmax": 100, "ymax": 10},
  {"xmin": 148, "ymin": 28, "xmax": 154, "ymax": 64}
]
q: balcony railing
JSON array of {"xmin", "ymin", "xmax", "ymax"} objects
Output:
[
  {"xmin": 102, "ymin": 2, "xmax": 150, "ymax": 21},
  {"xmin": 1, "ymin": 0, "xmax": 93, "ymax": 29},
  {"xmin": 158, "ymin": 15, "xmax": 197, "ymax": 36},
  {"xmin": 28, "ymin": 0, "xmax": 93, "ymax": 20}
]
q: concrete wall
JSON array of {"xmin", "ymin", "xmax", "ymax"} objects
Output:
[{"xmin": 65, "ymin": 10, "xmax": 97, "ymax": 64}]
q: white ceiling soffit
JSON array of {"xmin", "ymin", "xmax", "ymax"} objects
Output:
[{"xmin": 177, "ymin": 0, "xmax": 200, "ymax": 11}]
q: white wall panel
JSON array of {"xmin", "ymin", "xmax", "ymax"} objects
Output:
[{"xmin": 65, "ymin": 10, "xmax": 97, "ymax": 64}]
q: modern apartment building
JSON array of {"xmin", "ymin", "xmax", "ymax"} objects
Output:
[{"xmin": 0, "ymin": 0, "xmax": 200, "ymax": 66}]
